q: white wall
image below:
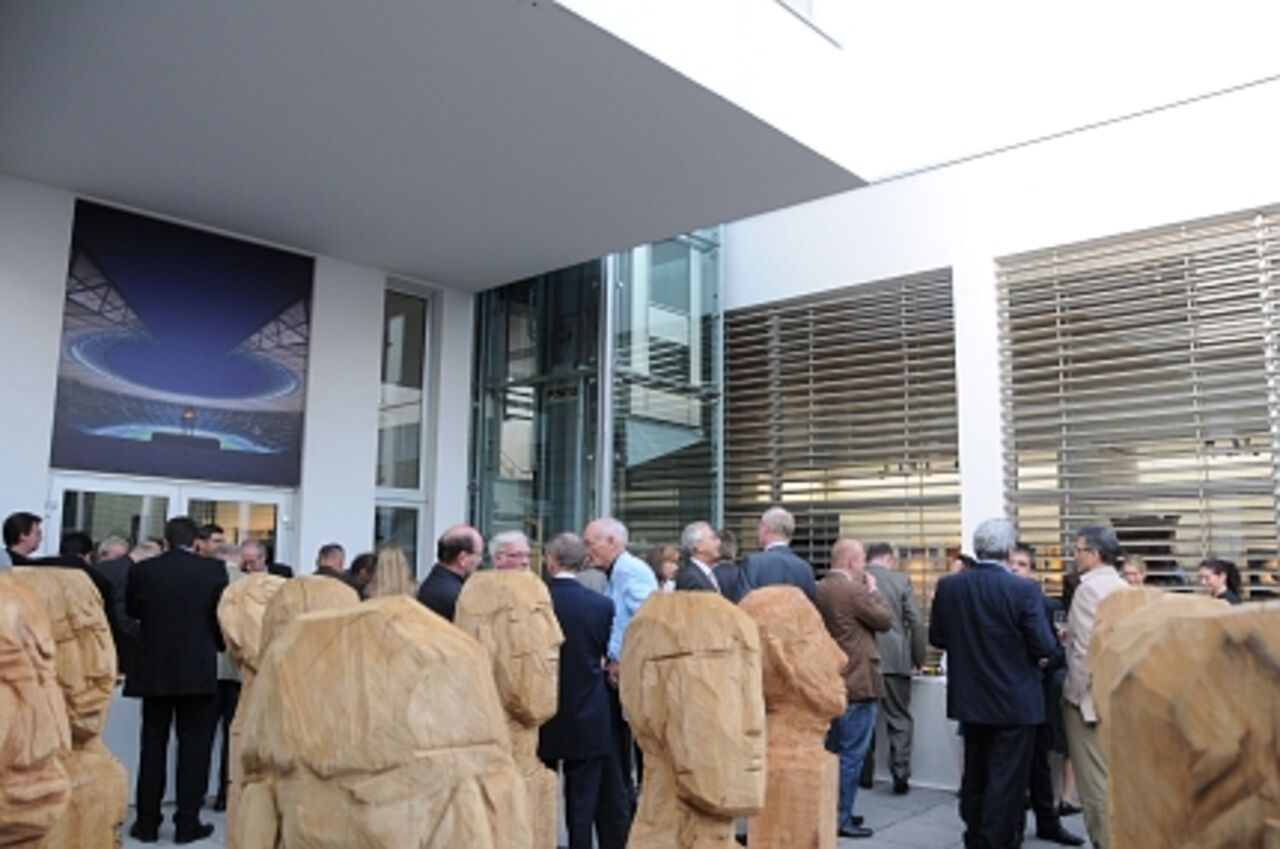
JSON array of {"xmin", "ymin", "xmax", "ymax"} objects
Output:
[
  {"xmin": 0, "ymin": 176, "xmax": 74, "ymax": 525},
  {"xmin": 723, "ymin": 81, "xmax": 1280, "ymax": 545},
  {"xmin": 0, "ymin": 172, "xmax": 474, "ymax": 567}
]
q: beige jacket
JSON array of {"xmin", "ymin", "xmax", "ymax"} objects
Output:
[{"xmin": 1062, "ymin": 565, "xmax": 1128, "ymax": 722}]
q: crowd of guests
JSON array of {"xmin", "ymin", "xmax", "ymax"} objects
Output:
[{"xmin": 0, "ymin": 504, "xmax": 1259, "ymax": 848}]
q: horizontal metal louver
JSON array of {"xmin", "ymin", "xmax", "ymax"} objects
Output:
[
  {"xmin": 724, "ymin": 269, "xmax": 961, "ymax": 649},
  {"xmin": 999, "ymin": 208, "xmax": 1280, "ymax": 599}
]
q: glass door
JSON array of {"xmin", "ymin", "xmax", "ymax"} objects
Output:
[{"xmin": 47, "ymin": 472, "xmax": 295, "ymax": 566}]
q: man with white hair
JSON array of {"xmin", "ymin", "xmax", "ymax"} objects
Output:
[
  {"xmin": 490, "ymin": 530, "xmax": 532, "ymax": 571},
  {"xmin": 739, "ymin": 505, "xmax": 816, "ymax": 599},
  {"xmin": 583, "ymin": 515, "xmax": 656, "ymax": 809},
  {"xmin": 674, "ymin": 521, "xmax": 720, "ymax": 592},
  {"xmin": 930, "ymin": 518, "xmax": 1062, "ymax": 849}
]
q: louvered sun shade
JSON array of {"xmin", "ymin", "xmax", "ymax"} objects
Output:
[
  {"xmin": 723, "ymin": 269, "xmax": 961, "ymax": 621},
  {"xmin": 1000, "ymin": 208, "xmax": 1280, "ymax": 597}
]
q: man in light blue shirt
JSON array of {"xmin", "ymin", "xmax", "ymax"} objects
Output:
[{"xmin": 583, "ymin": 516, "xmax": 656, "ymax": 811}]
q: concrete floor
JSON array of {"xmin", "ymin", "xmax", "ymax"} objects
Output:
[{"xmin": 121, "ymin": 781, "xmax": 1094, "ymax": 848}]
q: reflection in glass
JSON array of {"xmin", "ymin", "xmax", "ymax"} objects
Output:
[
  {"xmin": 379, "ymin": 290, "xmax": 428, "ymax": 489},
  {"xmin": 612, "ymin": 231, "xmax": 722, "ymax": 550},
  {"xmin": 188, "ymin": 498, "xmax": 279, "ymax": 559},
  {"xmin": 375, "ymin": 505, "xmax": 419, "ymax": 577},
  {"xmin": 472, "ymin": 264, "xmax": 600, "ymax": 557},
  {"xmin": 60, "ymin": 490, "xmax": 168, "ymax": 544}
]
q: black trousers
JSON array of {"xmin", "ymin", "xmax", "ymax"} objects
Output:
[
  {"xmin": 542, "ymin": 753, "xmax": 632, "ymax": 849},
  {"xmin": 1027, "ymin": 721, "xmax": 1059, "ymax": 831},
  {"xmin": 216, "ymin": 680, "xmax": 241, "ymax": 801},
  {"xmin": 607, "ymin": 684, "xmax": 637, "ymax": 809},
  {"xmin": 960, "ymin": 722, "xmax": 1035, "ymax": 849},
  {"xmin": 135, "ymin": 694, "xmax": 219, "ymax": 831}
]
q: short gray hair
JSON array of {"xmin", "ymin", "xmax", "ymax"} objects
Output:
[
  {"xmin": 592, "ymin": 517, "xmax": 629, "ymax": 546},
  {"xmin": 130, "ymin": 540, "xmax": 162, "ymax": 561},
  {"xmin": 240, "ymin": 539, "xmax": 266, "ymax": 559},
  {"xmin": 760, "ymin": 506, "xmax": 795, "ymax": 540},
  {"xmin": 680, "ymin": 521, "xmax": 713, "ymax": 555},
  {"xmin": 96, "ymin": 535, "xmax": 129, "ymax": 560},
  {"xmin": 973, "ymin": 518, "xmax": 1017, "ymax": 561},
  {"xmin": 545, "ymin": 532, "xmax": 588, "ymax": 572},
  {"xmin": 1076, "ymin": 524, "xmax": 1120, "ymax": 564},
  {"xmin": 489, "ymin": 529, "xmax": 529, "ymax": 559}
]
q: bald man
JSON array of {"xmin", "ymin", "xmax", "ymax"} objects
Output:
[{"xmin": 416, "ymin": 524, "xmax": 484, "ymax": 621}]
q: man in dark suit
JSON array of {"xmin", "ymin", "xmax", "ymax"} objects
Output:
[
  {"xmin": 416, "ymin": 524, "xmax": 483, "ymax": 621},
  {"xmin": 711, "ymin": 528, "xmax": 745, "ymax": 603},
  {"xmin": 1009, "ymin": 543, "xmax": 1083, "ymax": 846},
  {"xmin": 739, "ymin": 506, "xmax": 816, "ymax": 599},
  {"xmin": 538, "ymin": 532, "xmax": 630, "ymax": 849},
  {"xmin": 674, "ymin": 521, "xmax": 720, "ymax": 592},
  {"xmin": 125, "ymin": 516, "xmax": 229, "ymax": 844},
  {"xmin": 930, "ymin": 518, "xmax": 1063, "ymax": 849}
]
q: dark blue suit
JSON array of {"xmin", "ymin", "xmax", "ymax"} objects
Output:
[
  {"xmin": 740, "ymin": 544, "xmax": 817, "ymax": 599},
  {"xmin": 930, "ymin": 560, "xmax": 1062, "ymax": 849},
  {"xmin": 539, "ymin": 576, "xmax": 630, "ymax": 849}
]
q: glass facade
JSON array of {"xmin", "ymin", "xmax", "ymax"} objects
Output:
[
  {"xmin": 611, "ymin": 232, "xmax": 722, "ymax": 550},
  {"xmin": 470, "ymin": 230, "xmax": 722, "ymax": 562}
]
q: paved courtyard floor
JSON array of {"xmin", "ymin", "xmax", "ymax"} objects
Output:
[{"xmin": 122, "ymin": 780, "xmax": 1094, "ymax": 848}]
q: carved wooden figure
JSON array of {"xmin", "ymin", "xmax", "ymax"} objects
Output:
[
  {"xmin": 216, "ymin": 572, "xmax": 286, "ymax": 849},
  {"xmin": 229, "ymin": 575, "xmax": 358, "ymax": 849},
  {"xmin": 14, "ymin": 567, "xmax": 127, "ymax": 849},
  {"xmin": 1103, "ymin": 601, "xmax": 1280, "ymax": 848},
  {"xmin": 0, "ymin": 573, "xmax": 71, "ymax": 849},
  {"xmin": 455, "ymin": 571, "xmax": 564, "ymax": 849},
  {"xmin": 238, "ymin": 596, "xmax": 529, "ymax": 849},
  {"xmin": 620, "ymin": 592, "xmax": 767, "ymax": 849},
  {"xmin": 740, "ymin": 587, "xmax": 846, "ymax": 849}
]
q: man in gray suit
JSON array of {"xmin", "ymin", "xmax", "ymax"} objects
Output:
[{"xmin": 862, "ymin": 542, "xmax": 926, "ymax": 794}]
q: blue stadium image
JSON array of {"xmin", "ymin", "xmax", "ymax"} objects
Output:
[{"xmin": 51, "ymin": 201, "xmax": 314, "ymax": 487}]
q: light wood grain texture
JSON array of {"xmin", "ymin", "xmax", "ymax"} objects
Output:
[
  {"xmin": 216, "ymin": 573, "xmax": 286, "ymax": 849},
  {"xmin": 1103, "ymin": 601, "xmax": 1280, "ymax": 848},
  {"xmin": 620, "ymin": 592, "xmax": 766, "ymax": 849},
  {"xmin": 0, "ymin": 574, "xmax": 71, "ymax": 849},
  {"xmin": 14, "ymin": 567, "xmax": 127, "ymax": 849},
  {"xmin": 741, "ymin": 587, "xmax": 845, "ymax": 849},
  {"xmin": 238, "ymin": 595, "xmax": 529, "ymax": 849},
  {"xmin": 455, "ymin": 571, "xmax": 563, "ymax": 849}
]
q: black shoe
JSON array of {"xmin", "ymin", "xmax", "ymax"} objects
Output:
[
  {"xmin": 212, "ymin": 795, "xmax": 226, "ymax": 812},
  {"xmin": 851, "ymin": 815, "xmax": 864, "ymax": 827},
  {"xmin": 892, "ymin": 777, "xmax": 910, "ymax": 795},
  {"xmin": 838, "ymin": 824, "xmax": 874, "ymax": 839},
  {"xmin": 858, "ymin": 776, "xmax": 874, "ymax": 789},
  {"xmin": 735, "ymin": 835, "xmax": 747, "ymax": 846},
  {"xmin": 1057, "ymin": 801, "xmax": 1082, "ymax": 816},
  {"xmin": 128, "ymin": 823, "xmax": 158, "ymax": 843},
  {"xmin": 1036, "ymin": 825, "xmax": 1085, "ymax": 846},
  {"xmin": 174, "ymin": 822, "xmax": 216, "ymax": 844}
]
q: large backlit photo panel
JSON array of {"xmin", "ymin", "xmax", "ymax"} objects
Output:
[{"xmin": 51, "ymin": 200, "xmax": 314, "ymax": 486}]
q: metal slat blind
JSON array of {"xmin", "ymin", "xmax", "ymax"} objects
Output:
[
  {"xmin": 999, "ymin": 208, "xmax": 1280, "ymax": 596},
  {"xmin": 724, "ymin": 269, "xmax": 961, "ymax": 619}
]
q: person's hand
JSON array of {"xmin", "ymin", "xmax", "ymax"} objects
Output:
[
  {"xmin": 606, "ymin": 659, "xmax": 620, "ymax": 688},
  {"xmin": 1055, "ymin": 624, "xmax": 1068, "ymax": 644},
  {"xmin": 1038, "ymin": 657, "xmax": 1050, "ymax": 668},
  {"xmin": 912, "ymin": 666, "xmax": 922, "ymax": 676},
  {"xmin": 865, "ymin": 571, "xmax": 878, "ymax": 594}
]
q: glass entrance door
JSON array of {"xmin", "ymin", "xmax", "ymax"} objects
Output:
[{"xmin": 48, "ymin": 473, "xmax": 295, "ymax": 566}]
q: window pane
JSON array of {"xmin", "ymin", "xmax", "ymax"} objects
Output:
[
  {"xmin": 375, "ymin": 505, "xmax": 419, "ymax": 577},
  {"xmin": 379, "ymin": 290, "xmax": 428, "ymax": 489},
  {"xmin": 61, "ymin": 489, "xmax": 168, "ymax": 545},
  {"xmin": 187, "ymin": 498, "xmax": 279, "ymax": 559}
]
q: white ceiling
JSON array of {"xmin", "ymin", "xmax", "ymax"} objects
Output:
[
  {"xmin": 817, "ymin": 2, "xmax": 1280, "ymax": 181},
  {"xmin": 0, "ymin": 1, "xmax": 860, "ymax": 290}
]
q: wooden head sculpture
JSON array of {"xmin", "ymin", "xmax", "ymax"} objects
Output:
[
  {"xmin": 13, "ymin": 567, "xmax": 127, "ymax": 849},
  {"xmin": 238, "ymin": 596, "xmax": 528, "ymax": 849},
  {"xmin": 0, "ymin": 573, "xmax": 71, "ymax": 849},
  {"xmin": 216, "ymin": 571, "xmax": 286, "ymax": 849},
  {"xmin": 13, "ymin": 567, "xmax": 116, "ymax": 744},
  {"xmin": 1105, "ymin": 601, "xmax": 1280, "ymax": 847},
  {"xmin": 455, "ymin": 571, "xmax": 564, "ymax": 849},
  {"xmin": 455, "ymin": 571, "xmax": 564, "ymax": 731},
  {"xmin": 740, "ymin": 586, "xmax": 845, "ymax": 849},
  {"xmin": 259, "ymin": 575, "xmax": 360, "ymax": 653},
  {"xmin": 621, "ymin": 592, "xmax": 766, "ymax": 849},
  {"xmin": 217, "ymin": 572, "xmax": 287, "ymax": 678}
]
